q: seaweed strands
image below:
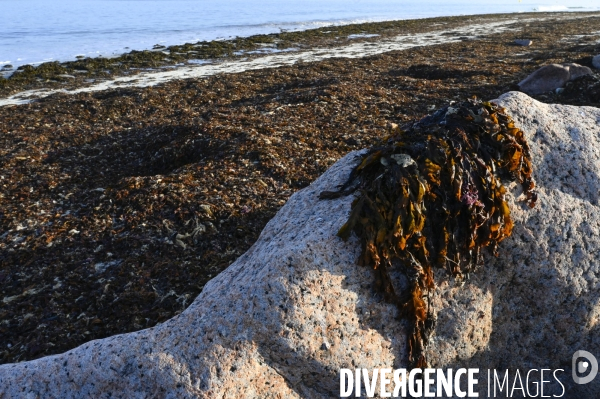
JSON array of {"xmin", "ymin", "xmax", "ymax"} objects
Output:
[{"xmin": 320, "ymin": 98, "xmax": 537, "ymax": 368}]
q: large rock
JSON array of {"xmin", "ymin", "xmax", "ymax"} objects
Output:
[
  {"xmin": 1, "ymin": 92, "xmax": 599, "ymax": 397},
  {"xmin": 518, "ymin": 63, "xmax": 592, "ymax": 95},
  {"xmin": 434, "ymin": 92, "xmax": 600, "ymax": 397}
]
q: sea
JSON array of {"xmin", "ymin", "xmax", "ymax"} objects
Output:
[{"xmin": 1, "ymin": 0, "xmax": 599, "ymax": 69}]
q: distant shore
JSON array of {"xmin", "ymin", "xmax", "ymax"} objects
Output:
[
  {"xmin": 0, "ymin": 11, "xmax": 599, "ymax": 365},
  {"xmin": 2, "ymin": 11, "xmax": 599, "ymax": 105}
]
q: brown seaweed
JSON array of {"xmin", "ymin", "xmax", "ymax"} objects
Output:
[
  {"xmin": 5, "ymin": 14, "xmax": 595, "ymax": 362},
  {"xmin": 320, "ymin": 98, "xmax": 536, "ymax": 368}
]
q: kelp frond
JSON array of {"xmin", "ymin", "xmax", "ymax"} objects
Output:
[{"xmin": 320, "ymin": 98, "xmax": 536, "ymax": 368}]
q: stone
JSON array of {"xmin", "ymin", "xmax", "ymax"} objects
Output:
[
  {"xmin": 0, "ymin": 151, "xmax": 410, "ymax": 398},
  {"xmin": 563, "ymin": 62, "xmax": 594, "ymax": 80},
  {"xmin": 518, "ymin": 63, "xmax": 592, "ymax": 95},
  {"xmin": 1, "ymin": 92, "xmax": 600, "ymax": 397},
  {"xmin": 447, "ymin": 91, "xmax": 600, "ymax": 397},
  {"xmin": 593, "ymin": 54, "xmax": 600, "ymax": 69},
  {"xmin": 515, "ymin": 39, "xmax": 533, "ymax": 46}
]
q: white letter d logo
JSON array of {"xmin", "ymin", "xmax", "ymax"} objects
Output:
[{"xmin": 572, "ymin": 350, "xmax": 598, "ymax": 385}]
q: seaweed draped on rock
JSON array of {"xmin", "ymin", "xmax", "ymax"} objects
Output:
[
  {"xmin": 319, "ymin": 98, "xmax": 537, "ymax": 369},
  {"xmin": 0, "ymin": 92, "xmax": 599, "ymax": 398}
]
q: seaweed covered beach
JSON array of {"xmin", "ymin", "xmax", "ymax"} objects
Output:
[{"xmin": 1, "ymin": 12, "xmax": 600, "ymax": 365}]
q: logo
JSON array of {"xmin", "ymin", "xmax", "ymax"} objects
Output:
[{"xmin": 572, "ymin": 350, "xmax": 598, "ymax": 384}]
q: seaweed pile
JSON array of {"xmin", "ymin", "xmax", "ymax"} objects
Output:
[
  {"xmin": 4, "ymin": 11, "xmax": 598, "ymax": 364},
  {"xmin": 320, "ymin": 99, "xmax": 536, "ymax": 368}
]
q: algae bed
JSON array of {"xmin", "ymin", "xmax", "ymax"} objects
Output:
[{"xmin": 2, "ymin": 11, "xmax": 600, "ymax": 98}]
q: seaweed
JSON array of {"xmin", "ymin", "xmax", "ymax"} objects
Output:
[
  {"xmin": 6, "ymin": 11, "xmax": 596, "ymax": 97},
  {"xmin": 320, "ymin": 98, "xmax": 536, "ymax": 368}
]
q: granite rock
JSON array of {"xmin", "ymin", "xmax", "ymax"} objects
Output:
[
  {"xmin": 1, "ymin": 92, "xmax": 599, "ymax": 397},
  {"xmin": 518, "ymin": 63, "xmax": 593, "ymax": 95},
  {"xmin": 442, "ymin": 91, "xmax": 600, "ymax": 397},
  {"xmin": 0, "ymin": 149, "xmax": 446, "ymax": 398}
]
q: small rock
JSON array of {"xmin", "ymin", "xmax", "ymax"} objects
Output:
[
  {"xmin": 390, "ymin": 153, "xmax": 415, "ymax": 167},
  {"xmin": 514, "ymin": 39, "xmax": 533, "ymax": 46},
  {"xmin": 57, "ymin": 74, "xmax": 75, "ymax": 79},
  {"xmin": 518, "ymin": 63, "xmax": 592, "ymax": 95},
  {"xmin": 518, "ymin": 64, "xmax": 569, "ymax": 95},
  {"xmin": 592, "ymin": 54, "xmax": 600, "ymax": 69},
  {"xmin": 563, "ymin": 62, "xmax": 593, "ymax": 80}
]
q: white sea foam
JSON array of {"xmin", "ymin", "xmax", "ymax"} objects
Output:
[
  {"xmin": 535, "ymin": 5, "xmax": 570, "ymax": 12},
  {"xmin": 347, "ymin": 34, "xmax": 381, "ymax": 39}
]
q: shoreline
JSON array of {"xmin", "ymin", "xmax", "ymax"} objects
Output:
[
  {"xmin": 2, "ymin": 11, "xmax": 599, "ymax": 105},
  {"xmin": 1, "ymin": 12, "xmax": 599, "ymax": 365},
  {"xmin": 3, "ymin": 7, "xmax": 597, "ymax": 70}
]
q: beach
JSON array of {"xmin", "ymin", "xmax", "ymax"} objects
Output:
[
  {"xmin": 1, "ymin": 11, "xmax": 600, "ymax": 365},
  {"xmin": 3, "ymin": 0, "xmax": 598, "ymax": 70}
]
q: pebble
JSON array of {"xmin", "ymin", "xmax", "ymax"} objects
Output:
[
  {"xmin": 514, "ymin": 39, "xmax": 533, "ymax": 46},
  {"xmin": 593, "ymin": 54, "xmax": 600, "ymax": 69}
]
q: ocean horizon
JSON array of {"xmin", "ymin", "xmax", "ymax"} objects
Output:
[{"xmin": 1, "ymin": 0, "xmax": 599, "ymax": 69}]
